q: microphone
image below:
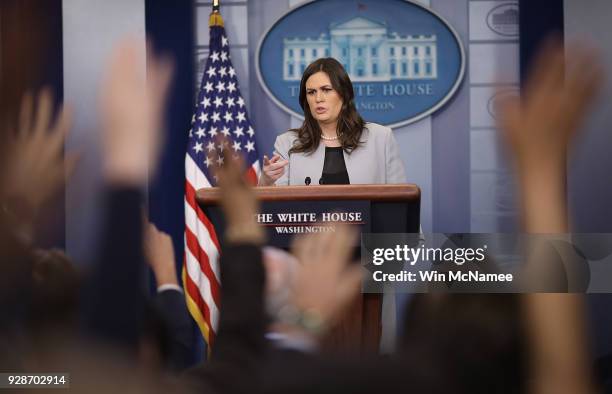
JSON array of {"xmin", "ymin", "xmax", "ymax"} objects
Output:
[{"xmin": 305, "ymin": 177, "xmax": 311, "ymax": 185}]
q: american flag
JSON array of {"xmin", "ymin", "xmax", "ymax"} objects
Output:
[{"xmin": 183, "ymin": 19, "xmax": 260, "ymax": 348}]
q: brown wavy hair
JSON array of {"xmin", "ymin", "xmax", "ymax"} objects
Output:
[{"xmin": 289, "ymin": 58, "xmax": 366, "ymax": 155}]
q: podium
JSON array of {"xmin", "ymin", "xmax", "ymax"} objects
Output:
[{"xmin": 197, "ymin": 184, "xmax": 420, "ymax": 353}]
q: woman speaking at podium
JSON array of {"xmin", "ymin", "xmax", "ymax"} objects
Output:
[{"xmin": 258, "ymin": 57, "xmax": 406, "ymax": 186}]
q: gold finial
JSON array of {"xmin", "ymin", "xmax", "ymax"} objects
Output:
[{"xmin": 209, "ymin": 0, "xmax": 224, "ymax": 27}]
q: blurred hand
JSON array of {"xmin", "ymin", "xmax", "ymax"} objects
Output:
[
  {"xmin": 2, "ymin": 89, "xmax": 78, "ymax": 210},
  {"xmin": 497, "ymin": 39, "xmax": 602, "ymax": 172},
  {"xmin": 289, "ymin": 225, "xmax": 361, "ymax": 334},
  {"xmin": 216, "ymin": 151, "xmax": 264, "ymax": 244},
  {"xmin": 262, "ymin": 246, "xmax": 299, "ymax": 320},
  {"xmin": 258, "ymin": 154, "xmax": 288, "ymax": 186},
  {"xmin": 99, "ymin": 39, "xmax": 174, "ymax": 185},
  {"xmin": 497, "ymin": 39, "xmax": 602, "ymax": 234},
  {"xmin": 143, "ymin": 221, "xmax": 178, "ymax": 287}
]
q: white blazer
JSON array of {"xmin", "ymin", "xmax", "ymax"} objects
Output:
[{"xmin": 269, "ymin": 122, "xmax": 406, "ymax": 186}]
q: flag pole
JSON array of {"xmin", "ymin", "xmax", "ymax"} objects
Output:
[{"xmin": 209, "ymin": 0, "xmax": 224, "ymax": 27}]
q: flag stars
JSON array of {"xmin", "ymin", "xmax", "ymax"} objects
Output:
[
  {"xmin": 206, "ymin": 67, "xmax": 217, "ymax": 78},
  {"xmin": 221, "ymin": 126, "xmax": 231, "ymax": 137},
  {"xmin": 204, "ymin": 156, "xmax": 213, "ymax": 168},
  {"xmin": 190, "ymin": 38, "xmax": 258, "ymax": 183}
]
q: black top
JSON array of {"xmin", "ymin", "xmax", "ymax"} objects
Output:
[{"xmin": 320, "ymin": 146, "xmax": 350, "ymax": 185}]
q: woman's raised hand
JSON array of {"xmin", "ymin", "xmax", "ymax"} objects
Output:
[{"xmin": 259, "ymin": 153, "xmax": 288, "ymax": 186}]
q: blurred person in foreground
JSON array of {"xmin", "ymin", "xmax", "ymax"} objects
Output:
[
  {"xmin": 0, "ymin": 37, "xmax": 190, "ymax": 392},
  {"xmin": 400, "ymin": 38, "xmax": 604, "ymax": 394},
  {"xmin": 58, "ymin": 36, "xmax": 173, "ymax": 353},
  {"xmin": 397, "ymin": 39, "xmax": 604, "ymax": 394},
  {"xmin": 497, "ymin": 38, "xmax": 603, "ymax": 394},
  {"xmin": 0, "ymin": 88, "xmax": 77, "ymax": 369}
]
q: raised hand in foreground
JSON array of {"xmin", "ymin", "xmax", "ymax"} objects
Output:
[
  {"xmin": 497, "ymin": 39, "xmax": 603, "ymax": 394},
  {"xmin": 285, "ymin": 225, "xmax": 362, "ymax": 338},
  {"xmin": 3, "ymin": 89, "xmax": 77, "ymax": 207},
  {"xmin": 215, "ymin": 150, "xmax": 265, "ymax": 245},
  {"xmin": 497, "ymin": 38, "xmax": 602, "ymax": 232},
  {"xmin": 1, "ymin": 89, "xmax": 78, "ymax": 241},
  {"xmin": 99, "ymin": 39, "xmax": 174, "ymax": 186}
]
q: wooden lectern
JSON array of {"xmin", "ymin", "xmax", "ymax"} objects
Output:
[{"xmin": 197, "ymin": 184, "xmax": 420, "ymax": 353}]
